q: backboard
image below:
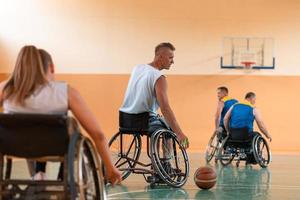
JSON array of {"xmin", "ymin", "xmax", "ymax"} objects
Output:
[{"xmin": 220, "ymin": 37, "xmax": 275, "ymax": 69}]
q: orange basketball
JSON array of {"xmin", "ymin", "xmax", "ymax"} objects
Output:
[{"xmin": 194, "ymin": 166, "xmax": 217, "ymax": 189}]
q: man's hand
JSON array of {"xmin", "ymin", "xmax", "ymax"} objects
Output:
[
  {"xmin": 177, "ymin": 133, "xmax": 189, "ymax": 149},
  {"xmin": 215, "ymin": 127, "xmax": 223, "ymax": 134},
  {"xmin": 105, "ymin": 166, "xmax": 122, "ymax": 186}
]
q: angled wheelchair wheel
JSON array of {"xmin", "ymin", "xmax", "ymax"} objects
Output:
[
  {"xmin": 253, "ymin": 135, "xmax": 271, "ymax": 168},
  {"xmin": 76, "ymin": 137, "xmax": 106, "ymax": 200},
  {"xmin": 218, "ymin": 138, "xmax": 234, "ymax": 166},
  {"xmin": 108, "ymin": 132, "xmax": 142, "ymax": 180},
  {"xmin": 68, "ymin": 133, "xmax": 105, "ymax": 200},
  {"xmin": 150, "ymin": 129, "xmax": 189, "ymax": 188},
  {"xmin": 205, "ymin": 131, "xmax": 219, "ymax": 163}
]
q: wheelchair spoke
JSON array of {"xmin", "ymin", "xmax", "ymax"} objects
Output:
[
  {"xmin": 172, "ymin": 138, "xmax": 181, "ymax": 170},
  {"xmin": 151, "ymin": 130, "xmax": 189, "ymax": 187},
  {"xmin": 162, "ymin": 141, "xmax": 172, "ymax": 160},
  {"xmin": 124, "ymin": 136, "xmax": 137, "ymax": 158},
  {"xmin": 257, "ymin": 139, "xmax": 265, "ymax": 158},
  {"xmin": 75, "ymin": 139, "xmax": 102, "ymax": 200},
  {"xmin": 114, "ymin": 156, "xmax": 123, "ymax": 167},
  {"xmin": 126, "ymin": 157, "xmax": 135, "ymax": 168},
  {"xmin": 260, "ymin": 141, "xmax": 269, "ymax": 162},
  {"xmin": 115, "ymin": 159, "xmax": 129, "ymax": 168},
  {"xmin": 108, "ymin": 132, "xmax": 142, "ymax": 180},
  {"xmin": 261, "ymin": 143, "xmax": 265, "ymax": 154}
]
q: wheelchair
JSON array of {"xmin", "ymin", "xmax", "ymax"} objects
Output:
[
  {"xmin": 0, "ymin": 113, "xmax": 106, "ymax": 200},
  {"xmin": 107, "ymin": 111, "xmax": 189, "ymax": 188},
  {"xmin": 205, "ymin": 128, "xmax": 227, "ymax": 163},
  {"xmin": 217, "ymin": 128, "xmax": 271, "ymax": 168}
]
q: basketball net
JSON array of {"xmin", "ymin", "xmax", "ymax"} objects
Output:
[
  {"xmin": 241, "ymin": 61, "xmax": 256, "ymax": 70},
  {"xmin": 240, "ymin": 50, "xmax": 256, "ymax": 70}
]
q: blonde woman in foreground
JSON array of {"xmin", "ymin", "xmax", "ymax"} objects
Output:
[{"xmin": 0, "ymin": 45, "xmax": 121, "ymax": 185}]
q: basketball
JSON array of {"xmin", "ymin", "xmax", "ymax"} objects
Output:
[{"xmin": 194, "ymin": 166, "xmax": 217, "ymax": 189}]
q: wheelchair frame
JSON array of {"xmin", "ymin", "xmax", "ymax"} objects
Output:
[
  {"xmin": 0, "ymin": 113, "xmax": 106, "ymax": 200},
  {"xmin": 217, "ymin": 130, "xmax": 271, "ymax": 168},
  {"xmin": 107, "ymin": 112, "xmax": 189, "ymax": 188}
]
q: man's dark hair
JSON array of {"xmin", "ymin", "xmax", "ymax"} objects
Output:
[
  {"xmin": 245, "ymin": 92, "xmax": 256, "ymax": 99},
  {"xmin": 217, "ymin": 86, "xmax": 228, "ymax": 94},
  {"xmin": 155, "ymin": 42, "xmax": 175, "ymax": 55},
  {"xmin": 39, "ymin": 49, "xmax": 53, "ymax": 73}
]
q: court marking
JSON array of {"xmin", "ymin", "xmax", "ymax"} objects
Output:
[
  {"xmin": 108, "ymin": 183, "xmax": 300, "ymax": 198},
  {"xmin": 108, "ymin": 188, "xmax": 180, "ymax": 197}
]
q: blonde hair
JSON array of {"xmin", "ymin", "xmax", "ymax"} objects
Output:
[
  {"xmin": 3, "ymin": 45, "xmax": 48, "ymax": 105},
  {"xmin": 39, "ymin": 49, "xmax": 53, "ymax": 72}
]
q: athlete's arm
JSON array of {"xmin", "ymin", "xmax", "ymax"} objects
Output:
[
  {"xmin": 155, "ymin": 76, "xmax": 189, "ymax": 148},
  {"xmin": 254, "ymin": 108, "xmax": 272, "ymax": 142},
  {"xmin": 223, "ymin": 106, "xmax": 233, "ymax": 132},
  {"xmin": 215, "ymin": 101, "xmax": 224, "ymax": 129},
  {"xmin": 68, "ymin": 86, "xmax": 122, "ymax": 185}
]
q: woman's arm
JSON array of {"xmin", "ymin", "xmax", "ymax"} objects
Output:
[{"xmin": 68, "ymin": 85, "xmax": 121, "ymax": 185}]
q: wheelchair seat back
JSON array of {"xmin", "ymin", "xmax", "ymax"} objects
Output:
[
  {"xmin": 119, "ymin": 111, "xmax": 149, "ymax": 134},
  {"xmin": 0, "ymin": 114, "xmax": 69, "ymax": 158},
  {"xmin": 226, "ymin": 128, "xmax": 252, "ymax": 148}
]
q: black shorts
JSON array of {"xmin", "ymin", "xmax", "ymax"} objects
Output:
[
  {"xmin": 229, "ymin": 128, "xmax": 259, "ymax": 164},
  {"xmin": 229, "ymin": 128, "xmax": 258, "ymax": 141}
]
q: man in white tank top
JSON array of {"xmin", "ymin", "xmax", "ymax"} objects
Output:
[{"xmin": 120, "ymin": 43, "xmax": 189, "ymax": 148}]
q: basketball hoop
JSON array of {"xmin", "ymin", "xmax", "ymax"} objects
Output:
[{"xmin": 241, "ymin": 61, "xmax": 256, "ymax": 69}]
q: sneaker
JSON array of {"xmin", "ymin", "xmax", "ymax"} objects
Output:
[{"xmin": 162, "ymin": 161, "xmax": 182, "ymax": 176}]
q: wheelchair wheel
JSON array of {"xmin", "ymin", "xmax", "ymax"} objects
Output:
[
  {"xmin": 218, "ymin": 138, "xmax": 234, "ymax": 166},
  {"xmin": 68, "ymin": 133, "xmax": 105, "ymax": 200},
  {"xmin": 76, "ymin": 137, "xmax": 105, "ymax": 200},
  {"xmin": 150, "ymin": 129, "xmax": 189, "ymax": 188},
  {"xmin": 253, "ymin": 135, "xmax": 271, "ymax": 168},
  {"xmin": 205, "ymin": 131, "xmax": 219, "ymax": 163},
  {"xmin": 108, "ymin": 132, "xmax": 142, "ymax": 180}
]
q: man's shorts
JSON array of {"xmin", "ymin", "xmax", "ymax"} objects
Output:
[
  {"xmin": 229, "ymin": 128, "xmax": 259, "ymax": 164},
  {"xmin": 230, "ymin": 128, "xmax": 258, "ymax": 141},
  {"xmin": 148, "ymin": 115, "xmax": 170, "ymax": 135}
]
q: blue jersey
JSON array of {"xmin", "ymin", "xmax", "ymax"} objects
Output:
[
  {"xmin": 220, "ymin": 96, "xmax": 238, "ymax": 127},
  {"xmin": 229, "ymin": 102, "xmax": 255, "ymax": 132}
]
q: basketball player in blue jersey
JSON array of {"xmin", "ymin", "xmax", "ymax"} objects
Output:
[
  {"xmin": 215, "ymin": 86, "xmax": 238, "ymax": 136},
  {"xmin": 224, "ymin": 92, "xmax": 272, "ymax": 142},
  {"xmin": 205, "ymin": 87, "xmax": 238, "ymax": 163}
]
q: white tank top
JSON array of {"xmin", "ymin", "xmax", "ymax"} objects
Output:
[
  {"xmin": 3, "ymin": 81, "xmax": 68, "ymax": 114},
  {"xmin": 120, "ymin": 64, "xmax": 163, "ymax": 115}
]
